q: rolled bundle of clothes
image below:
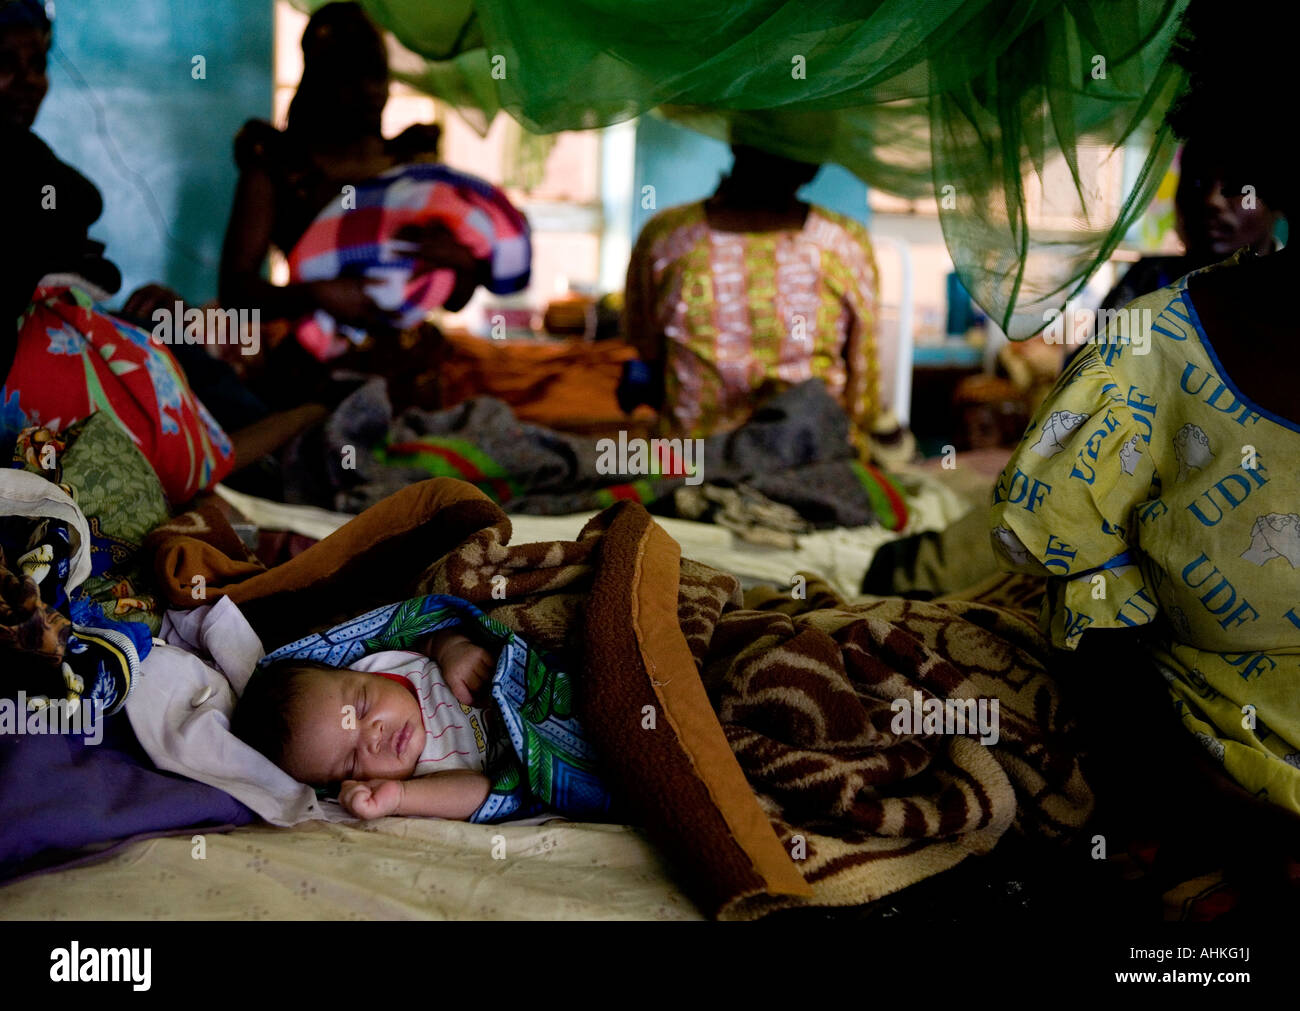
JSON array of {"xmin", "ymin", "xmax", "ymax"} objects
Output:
[{"xmin": 287, "ymin": 163, "xmax": 531, "ymax": 361}]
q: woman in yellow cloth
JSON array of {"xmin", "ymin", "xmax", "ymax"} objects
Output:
[
  {"xmin": 992, "ymin": 265, "xmax": 1300, "ymax": 813},
  {"xmin": 621, "ymin": 144, "xmax": 881, "ymax": 446},
  {"xmin": 990, "ymin": 2, "xmax": 1298, "ymax": 909}
]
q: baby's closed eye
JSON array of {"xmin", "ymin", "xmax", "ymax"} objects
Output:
[{"xmin": 344, "ymin": 688, "xmax": 365, "ymax": 779}]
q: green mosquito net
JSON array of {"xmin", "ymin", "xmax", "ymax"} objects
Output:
[{"xmin": 291, "ymin": 0, "xmax": 1188, "ymax": 339}]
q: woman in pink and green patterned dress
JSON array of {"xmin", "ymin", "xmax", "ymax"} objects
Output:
[{"xmin": 620, "ymin": 145, "xmax": 882, "ymax": 448}]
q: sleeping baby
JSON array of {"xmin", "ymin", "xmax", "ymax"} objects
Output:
[{"xmin": 232, "ymin": 629, "xmax": 496, "ymax": 820}]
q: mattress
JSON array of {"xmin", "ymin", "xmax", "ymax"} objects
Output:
[{"xmin": 0, "ymin": 816, "xmax": 701, "ymax": 920}]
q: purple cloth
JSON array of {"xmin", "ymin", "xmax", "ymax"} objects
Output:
[{"xmin": 0, "ymin": 713, "xmax": 254, "ymax": 881}]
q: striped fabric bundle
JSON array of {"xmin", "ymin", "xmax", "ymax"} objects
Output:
[{"xmin": 288, "ymin": 163, "xmax": 531, "ymax": 361}]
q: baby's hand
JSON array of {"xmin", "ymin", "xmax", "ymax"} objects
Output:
[
  {"xmin": 430, "ymin": 632, "xmax": 494, "ymax": 707},
  {"xmin": 339, "ymin": 778, "xmax": 404, "ymax": 819}
]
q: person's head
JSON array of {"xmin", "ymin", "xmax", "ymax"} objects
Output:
[
  {"xmin": 232, "ymin": 659, "xmax": 426, "ymax": 786},
  {"xmin": 287, "ymin": 1, "xmax": 388, "ymax": 143},
  {"xmin": 0, "ymin": 0, "xmax": 52, "ymax": 130},
  {"xmin": 1166, "ymin": 1, "xmax": 1293, "ymax": 228},
  {"xmin": 1174, "ymin": 138, "xmax": 1281, "ymax": 261},
  {"xmin": 717, "ymin": 143, "xmax": 820, "ymax": 207}
]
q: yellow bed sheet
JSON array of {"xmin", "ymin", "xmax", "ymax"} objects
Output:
[{"xmin": 0, "ymin": 818, "xmax": 701, "ymax": 920}]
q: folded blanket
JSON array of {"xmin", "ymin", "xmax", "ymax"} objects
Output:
[{"xmin": 144, "ymin": 494, "xmax": 266, "ymax": 599}]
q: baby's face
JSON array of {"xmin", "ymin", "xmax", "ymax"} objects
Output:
[{"xmin": 282, "ymin": 669, "xmax": 426, "ymax": 785}]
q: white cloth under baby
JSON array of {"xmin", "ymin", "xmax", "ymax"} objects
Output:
[
  {"xmin": 349, "ymin": 650, "xmax": 488, "ymax": 774},
  {"xmin": 126, "ymin": 596, "xmax": 348, "ymax": 826}
]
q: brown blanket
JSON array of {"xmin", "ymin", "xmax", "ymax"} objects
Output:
[
  {"xmin": 148, "ymin": 478, "xmax": 1093, "ymax": 919},
  {"xmin": 145, "ymin": 480, "xmax": 504, "ymax": 646}
]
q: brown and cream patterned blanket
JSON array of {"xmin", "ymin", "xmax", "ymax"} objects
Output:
[{"xmin": 149, "ymin": 478, "xmax": 1093, "ymax": 919}]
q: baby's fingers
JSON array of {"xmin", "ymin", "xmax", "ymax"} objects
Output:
[
  {"xmin": 446, "ymin": 673, "xmax": 474, "ymax": 707},
  {"xmin": 339, "ymin": 780, "xmax": 376, "ymax": 818},
  {"xmin": 468, "ymin": 670, "xmax": 492, "ymax": 704},
  {"xmin": 339, "ymin": 779, "xmax": 365, "ymax": 802},
  {"xmin": 473, "ymin": 655, "xmax": 496, "ymax": 697}
]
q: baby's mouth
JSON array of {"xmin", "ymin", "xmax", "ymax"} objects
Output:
[{"xmin": 394, "ymin": 723, "xmax": 410, "ymax": 759}]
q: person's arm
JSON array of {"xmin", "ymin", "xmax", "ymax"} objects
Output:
[
  {"xmin": 228, "ymin": 402, "xmax": 328, "ymax": 470},
  {"xmin": 0, "ymin": 129, "xmax": 91, "ymax": 381},
  {"xmin": 218, "ymin": 163, "xmax": 394, "ymax": 331},
  {"xmin": 219, "ymin": 163, "xmax": 314, "ymax": 318},
  {"xmin": 396, "ymin": 772, "xmax": 491, "ymax": 818},
  {"xmin": 339, "ymin": 772, "xmax": 490, "ymax": 820},
  {"xmin": 841, "ymin": 288, "xmax": 879, "ymax": 462},
  {"xmin": 839, "ymin": 223, "xmax": 884, "ymax": 446},
  {"xmin": 989, "ymin": 346, "xmax": 1157, "ymax": 649},
  {"xmin": 0, "ymin": 275, "xmax": 26, "ymax": 386}
]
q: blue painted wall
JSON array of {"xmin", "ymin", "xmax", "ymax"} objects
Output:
[
  {"xmin": 34, "ymin": 1, "xmax": 273, "ymax": 306},
  {"xmin": 631, "ymin": 114, "xmax": 870, "ymax": 241}
]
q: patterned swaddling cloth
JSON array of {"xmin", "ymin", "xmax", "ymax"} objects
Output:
[
  {"xmin": 287, "ymin": 164, "xmax": 531, "ymax": 361},
  {"xmin": 259, "ymin": 594, "xmax": 615, "ymax": 823}
]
